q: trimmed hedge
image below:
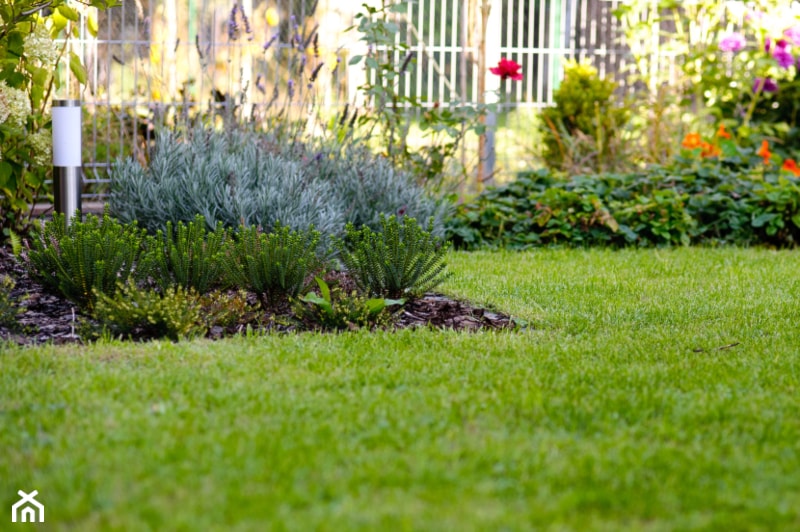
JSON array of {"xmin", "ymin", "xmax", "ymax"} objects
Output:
[{"xmin": 448, "ymin": 166, "xmax": 800, "ymax": 249}]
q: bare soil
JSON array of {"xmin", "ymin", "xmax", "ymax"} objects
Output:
[{"xmin": 0, "ymin": 248, "xmax": 518, "ymax": 346}]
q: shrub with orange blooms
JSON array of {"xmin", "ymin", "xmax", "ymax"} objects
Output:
[
  {"xmin": 756, "ymin": 140, "xmax": 772, "ymax": 165},
  {"xmin": 680, "ymin": 132, "xmax": 722, "ymax": 159},
  {"xmin": 782, "ymin": 159, "xmax": 800, "ymax": 176}
]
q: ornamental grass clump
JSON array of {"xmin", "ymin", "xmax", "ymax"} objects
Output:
[
  {"xmin": 336, "ymin": 215, "xmax": 451, "ymax": 299},
  {"xmin": 25, "ymin": 211, "xmax": 150, "ymax": 309},
  {"xmin": 221, "ymin": 224, "xmax": 324, "ymax": 307}
]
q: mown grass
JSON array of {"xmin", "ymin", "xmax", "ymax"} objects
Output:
[{"xmin": 2, "ymin": 248, "xmax": 800, "ymax": 530}]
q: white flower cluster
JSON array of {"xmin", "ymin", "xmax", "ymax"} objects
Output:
[
  {"xmin": 24, "ymin": 24, "xmax": 59, "ymax": 66},
  {"xmin": 27, "ymin": 130, "xmax": 52, "ymax": 167},
  {"xmin": 0, "ymin": 82, "xmax": 32, "ymax": 129}
]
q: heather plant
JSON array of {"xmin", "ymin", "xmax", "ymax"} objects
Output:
[
  {"xmin": 146, "ymin": 215, "xmax": 230, "ymax": 293},
  {"xmin": 92, "ymin": 281, "xmax": 206, "ymax": 341},
  {"xmin": 0, "ymin": 275, "xmax": 24, "ymax": 330},
  {"xmin": 0, "ymin": 0, "xmax": 116, "ymax": 241},
  {"xmin": 294, "ymin": 276, "xmax": 404, "ymax": 331},
  {"xmin": 221, "ymin": 223, "xmax": 324, "ymax": 307},
  {"xmin": 25, "ymin": 211, "xmax": 150, "ymax": 309},
  {"xmin": 336, "ymin": 215, "xmax": 451, "ymax": 299}
]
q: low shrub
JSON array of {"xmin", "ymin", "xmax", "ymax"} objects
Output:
[
  {"xmin": 92, "ymin": 281, "xmax": 206, "ymax": 341},
  {"xmin": 448, "ymin": 165, "xmax": 800, "ymax": 249},
  {"xmin": 221, "ymin": 224, "xmax": 324, "ymax": 307},
  {"xmin": 0, "ymin": 275, "xmax": 24, "ymax": 330},
  {"xmin": 336, "ymin": 215, "xmax": 451, "ymax": 299},
  {"xmin": 110, "ymin": 127, "xmax": 448, "ymax": 237},
  {"xmin": 146, "ymin": 215, "xmax": 230, "ymax": 293},
  {"xmin": 25, "ymin": 211, "xmax": 150, "ymax": 309}
]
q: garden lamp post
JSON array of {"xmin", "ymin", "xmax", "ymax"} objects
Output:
[{"xmin": 52, "ymin": 99, "xmax": 82, "ymax": 225}]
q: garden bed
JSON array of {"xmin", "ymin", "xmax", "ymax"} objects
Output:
[{"xmin": 0, "ymin": 247, "xmax": 516, "ymax": 346}]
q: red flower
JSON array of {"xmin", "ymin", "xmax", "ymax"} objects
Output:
[
  {"xmin": 490, "ymin": 58, "xmax": 523, "ymax": 81},
  {"xmin": 782, "ymin": 159, "xmax": 800, "ymax": 176},
  {"xmin": 716, "ymin": 124, "xmax": 732, "ymax": 139},
  {"xmin": 681, "ymin": 132, "xmax": 703, "ymax": 150}
]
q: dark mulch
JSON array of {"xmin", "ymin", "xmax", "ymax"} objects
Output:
[{"xmin": 0, "ymin": 247, "xmax": 519, "ymax": 346}]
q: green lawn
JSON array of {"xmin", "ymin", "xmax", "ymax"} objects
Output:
[{"xmin": 2, "ymin": 248, "xmax": 800, "ymax": 530}]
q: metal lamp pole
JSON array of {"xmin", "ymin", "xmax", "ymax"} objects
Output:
[{"xmin": 51, "ymin": 99, "xmax": 82, "ymax": 225}]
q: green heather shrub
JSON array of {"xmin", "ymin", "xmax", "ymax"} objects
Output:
[
  {"xmin": 92, "ymin": 281, "xmax": 206, "ymax": 341},
  {"xmin": 448, "ymin": 165, "xmax": 800, "ymax": 249},
  {"xmin": 221, "ymin": 224, "xmax": 324, "ymax": 307},
  {"xmin": 146, "ymin": 215, "xmax": 230, "ymax": 293},
  {"xmin": 336, "ymin": 215, "xmax": 451, "ymax": 299},
  {"xmin": 25, "ymin": 211, "xmax": 150, "ymax": 309},
  {"xmin": 295, "ymin": 277, "xmax": 404, "ymax": 331},
  {"xmin": 109, "ymin": 127, "xmax": 448, "ymax": 237},
  {"xmin": 0, "ymin": 275, "xmax": 24, "ymax": 330}
]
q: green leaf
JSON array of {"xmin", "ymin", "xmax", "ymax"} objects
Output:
[
  {"xmin": 69, "ymin": 52, "xmax": 87, "ymax": 85},
  {"xmin": 792, "ymin": 213, "xmax": 800, "ymax": 229},
  {"xmin": 348, "ymin": 55, "xmax": 363, "ymax": 66},
  {"xmin": 87, "ymin": 14, "xmax": 99, "ymax": 37},
  {"xmin": 7, "ymin": 31, "xmax": 24, "ymax": 58},
  {"xmin": 314, "ymin": 277, "xmax": 331, "ymax": 304},
  {"xmin": 57, "ymin": 4, "xmax": 80, "ymax": 21},
  {"xmin": 0, "ymin": 162, "xmax": 13, "ymax": 189},
  {"xmin": 365, "ymin": 57, "xmax": 379, "ymax": 70}
]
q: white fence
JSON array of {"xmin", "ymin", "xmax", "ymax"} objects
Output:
[{"xmin": 58, "ymin": 0, "xmax": 642, "ymax": 195}]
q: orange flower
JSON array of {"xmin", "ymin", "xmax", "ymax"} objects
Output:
[
  {"xmin": 716, "ymin": 124, "xmax": 732, "ymax": 139},
  {"xmin": 782, "ymin": 159, "xmax": 800, "ymax": 176},
  {"xmin": 756, "ymin": 140, "xmax": 772, "ymax": 165},
  {"xmin": 681, "ymin": 132, "xmax": 703, "ymax": 150},
  {"xmin": 700, "ymin": 141, "xmax": 721, "ymax": 158}
]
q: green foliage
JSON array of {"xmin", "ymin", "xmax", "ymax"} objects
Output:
[
  {"xmin": 0, "ymin": 0, "xmax": 117, "ymax": 241},
  {"xmin": 0, "ymin": 274, "xmax": 24, "ymax": 330},
  {"xmin": 199, "ymin": 290, "xmax": 260, "ymax": 329},
  {"xmin": 336, "ymin": 215, "xmax": 451, "ymax": 299},
  {"xmin": 110, "ymin": 127, "xmax": 448, "ymax": 237},
  {"xmin": 348, "ymin": 1, "xmax": 486, "ymax": 187},
  {"xmin": 539, "ymin": 60, "xmax": 630, "ymax": 173},
  {"xmin": 146, "ymin": 215, "xmax": 230, "ymax": 293},
  {"xmin": 25, "ymin": 211, "xmax": 150, "ymax": 309},
  {"xmin": 221, "ymin": 224, "xmax": 324, "ymax": 307},
  {"xmin": 92, "ymin": 281, "xmax": 206, "ymax": 341},
  {"xmin": 448, "ymin": 164, "xmax": 800, "ymax": 249},
  {"xmin": 295, "ymin": 276, "xmax": 404, "ymax": 331},
  {"xmin": 614, "ymin": 0, "xmax": 796, "ymax": 147}
]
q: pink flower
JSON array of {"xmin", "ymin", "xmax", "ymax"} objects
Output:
[
  {"xmin": 784, "ymin": 26, "xmax": 800, "ymax": 46},
  {"xmin": 773, "ymin": 42, "xmax": 794, "ymax": 69},
  {"xmin": 490, "ymin": 58, "xmax": 523, "ymax": 81},
  {"xmin": 719, "ymin": 32, "xmax": 746, "ymax": 52},
  {"xmin": 753, "ymin": 77, "xmax": 779, "ymax": 93}
]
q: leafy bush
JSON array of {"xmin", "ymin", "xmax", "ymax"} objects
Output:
[
  {"xmin": 336, "ymin": 215, "xmax": 451, "ymax": 298},
  {"xmin": 295, "ymin": 277, "xmax": 404, "ymax": 331},
  {"xmin": 221, "ymin": 224, "xmax": 324, "ymax": 307},
  {"xmin": 110, "ymin": 127, "xmax": 448, "ymax": 237},
  {"xmin": 92, "ymin": 281, "xmax": 206, "ymax": 341},
  {"xmin": 538, "ymin": 60, "xmax": 630, "ymax": 173},
  {"xmin": 0, "ymin": 275, "xmax": 24, "ymax": 330},
  {"xmin": 448, "ymin": 164, "xmax": 800, "ymax": 249},
  {"xmin": 25, "ymin": 211, "xmax": 150, "ymax": 308},
  {"xmin": 146, "ymin": 215, "xmax": 230, "ymax": 292},
  {"xmin": 199, "ymin": 290, "xmax": 260, "ymax": 329}
]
